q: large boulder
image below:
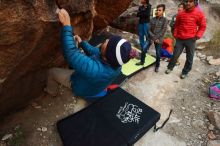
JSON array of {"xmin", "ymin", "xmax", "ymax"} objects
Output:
[
  {"xmin": 0, "ymin": 0, "xmax": 131, "ymax": 118},
  {"xmin": 93, "ymin": 0, "xmax": 132, "ymax": 30}
]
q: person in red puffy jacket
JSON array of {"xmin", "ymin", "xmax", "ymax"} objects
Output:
[{"xmin": 165, "ymin": 0, "xmax": 206, "ymax": 79}]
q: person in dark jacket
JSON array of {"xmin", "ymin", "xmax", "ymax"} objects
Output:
[
  {"xmin": 165, "ymin": 0, "xmax": 206, "ymax": 79},
  {"xmin": 136, "ymin": 0, "xmax": 151, "ymax": 66},
  {"xmin": 148, "ymin": 4, "xmax": 168, "ymax": 72},
  {"xmin": 170, "ymin": 3, "xmax": 185, "ymax": 35},
  {"xmin": 45, "ymin": 9, "xmax": 136, "ymax": 101},
  {"xmin": 170, "ymin": 3, "xmax": 185, "ymax": 65}
]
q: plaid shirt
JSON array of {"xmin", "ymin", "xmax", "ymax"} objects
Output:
[{"xmin": 149, "ymin": 16, "xmax": 168, "ymax": 44}]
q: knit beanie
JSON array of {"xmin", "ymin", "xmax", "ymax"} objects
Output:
[
  {"xmin": 105, "ymin": 35, "xmax": 132, "ymax": 67},
  {"xmin": 184, "ymin": 0, "xmax": 198, "ymax": 6}
]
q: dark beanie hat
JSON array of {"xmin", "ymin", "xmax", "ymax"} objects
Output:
[
  {"xmin": 184, "ymin": 0, "xmax": 198, "ymax": 6},
  {"xmin": 105, "ymin": 35, "xmax": 132, "ymax": 67}
]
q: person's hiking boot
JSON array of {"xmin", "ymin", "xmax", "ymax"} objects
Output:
[
  {"xmin": 136, "ymin": 62, "xmax": 144, "ymax": 66},
  {"xmin": 165, "ymin": 69, "xmax": 172, "ymax": 74},
  {"xmin": 183, "ymin": 49, "xmax": 186, "ymax": 53},
  {"xmin": 175, "ymin": 60, "xmax": 180, "ymax": 66},
  {"xmin": 180, "ymin": 74, "xmax": 188, "ymax": 79},
  {"xmin": 155, "ymin": 67, "xmax": 159, "ymax": 73},
  {"xmin": 163, "ymin": 58, "xmax": 169, "ymax": 62},
  {"xmin": 175, "ymin": 62, "xmax": 180, "ymax": 66}
]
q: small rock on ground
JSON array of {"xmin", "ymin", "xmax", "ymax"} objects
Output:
[
  {"xmin": 1, "ymin": 134, "xmax": 13, "ymax": 141},
  {"xmin": 207, "ymin": 140, "xmax": 220, "ymax": 146},
  {"xmin": 209, "ymin": 58, "xmax": 220, "ymax": 66}
]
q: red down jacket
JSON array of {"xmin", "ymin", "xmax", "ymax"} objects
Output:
[{"xmin": 174, "ymin": 7, "xmax": 206, "ymax": 40}]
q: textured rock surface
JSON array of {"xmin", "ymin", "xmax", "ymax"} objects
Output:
[
  {"xmin": 0, "ymin": 0, "xmax": 131, "ymax": 118},
  {"xmin": 93, "ymin": 0, "xmax": 132, "ymax": 30}
]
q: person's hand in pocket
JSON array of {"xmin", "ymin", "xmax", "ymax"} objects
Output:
[{"xmin": 193, "ymin": 36, "xmax": 200, "ymax": 41}]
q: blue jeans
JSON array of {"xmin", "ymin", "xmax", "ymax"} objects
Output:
[
  {"xmin": 138, "ymin": 23, "xmax": 149, "ymax": 50},
  {"xmin": 138, "ymin": 23, "xmax": 150, "ymax": 63},
  {"xmin": 139, "ymin": 42, "xmax": 161, "ymax": 67},
  {"xmin": 155, "ymin": 43, "xmax": 162, "ymax": 68},
  {"xmin": 140, "ymin": 41, "xmax": 151, "ymax": 63}
]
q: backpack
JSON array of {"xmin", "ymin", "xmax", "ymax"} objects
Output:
[{"xmin": 209, "ymin": 82, "xmax": 220, "ymax": 100}]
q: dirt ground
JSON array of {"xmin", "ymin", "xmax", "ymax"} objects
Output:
[{"xmin": 0, "ymin": 47, "xmax": 220, "ymax": 146}]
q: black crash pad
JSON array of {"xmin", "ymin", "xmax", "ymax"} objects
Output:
[{"xmin": 57, "ymin": 88, "xmax": 160, "ymax": 146}]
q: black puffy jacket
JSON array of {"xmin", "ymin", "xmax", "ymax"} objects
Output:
[{"xmin": 137, "ymin": 4, "xmax": 151, "ymax": 24}]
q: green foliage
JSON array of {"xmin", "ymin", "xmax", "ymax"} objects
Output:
[
  {"xmin": 210, "ymin": 30, "xmax": 220, "ymax": 44},
  {"xmin": 8, "ymin": 127, "xmax": 24, "ymax": 146},
  {"xmin": 203, "ymin": 29, "xmax": 220, "ymax": 58},
  {"xmin": 211, "ymin": 4, "xmax": 220, "ymax": 18},
  {"xmin": 164, "ymin": 33, "xmax": 173, "ymax": 39}
]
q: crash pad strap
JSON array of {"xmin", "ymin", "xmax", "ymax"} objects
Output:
[{"xmin": 154, "ymin": 109, "xmax": 173, "ymax": 132}]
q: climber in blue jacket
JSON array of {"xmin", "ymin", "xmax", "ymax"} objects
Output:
[{"xmin": 45, "ymin": 9, "xmax": 136, "ymax": 101}]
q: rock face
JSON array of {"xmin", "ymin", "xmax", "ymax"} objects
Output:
[
  {"xmin": 93, "ymin": 0, "xmax": 132, "ymax": 30},
  {"xmin": 0, "ymin": 0, "xmax": 131, "ymax": 118}
]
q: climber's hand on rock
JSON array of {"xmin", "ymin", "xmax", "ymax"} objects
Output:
[
  {"xmin": 58, "ymin": 9, "xmax": 71, "ymax": 26},
  {"xmin": 56, "ymin": 8, "xmax": 61, "ymax": 14},
  {"xmin": 74, "ymin": 35, "xmax": 82, "ymax": 44}
]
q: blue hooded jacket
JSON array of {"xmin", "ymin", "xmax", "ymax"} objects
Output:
[{"xmin": 61, "ymin": 26, "xmax": 121, "ymax": 99}]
